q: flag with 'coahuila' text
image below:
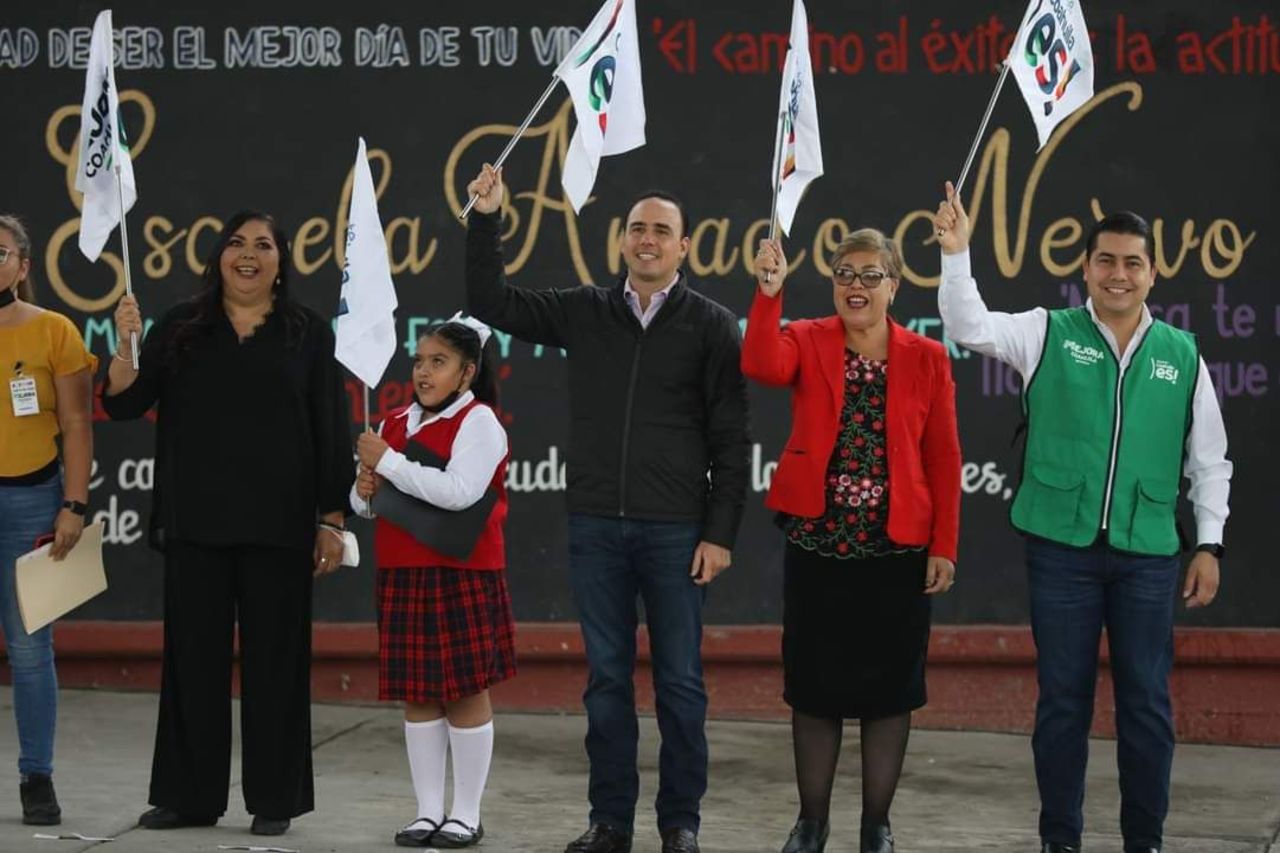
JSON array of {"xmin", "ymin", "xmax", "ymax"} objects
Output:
[{"xmin": 76, "ymin": 9, "xmax": 137, "ymax": 262}]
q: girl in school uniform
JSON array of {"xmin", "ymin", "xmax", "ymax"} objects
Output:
[{"xmin": 351, "ymin": 313, "xmax": 514, "ymax": 849}]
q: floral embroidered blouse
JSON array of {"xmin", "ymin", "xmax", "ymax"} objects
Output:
[{"xmin": 782, "ymin": 349, "xmax": 920, "ymax": 559}]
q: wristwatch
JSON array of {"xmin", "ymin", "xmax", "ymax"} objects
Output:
[
  {"xmin": 61, "ymin": 499, "xmax": 88, "ymax": 516},
  {"xmin": 1195, "ymin": 542, "xmax": 1225, "ymax": 559}
]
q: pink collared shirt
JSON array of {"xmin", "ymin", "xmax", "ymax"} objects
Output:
[{"xmin": 623, "ymin": 274, "xmax": 680, "ymax": 329}]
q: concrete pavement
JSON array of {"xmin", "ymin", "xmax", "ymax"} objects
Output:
[{"xmin": 0, "ymin": 688, "xmax": 1276, "ymax": 852}]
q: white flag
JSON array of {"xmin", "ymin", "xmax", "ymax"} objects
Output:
[
  {"xmin": 773, "ymin": 0, "xmax": 824, "ymax": 238},
  {"xmin": 76, "ymin": 9, "xmax": 137, "ymax": 262},
  {"xmin": 1009, "ymin": 0, "xmax": 1095, "ymax": 149},
  {"xmin": 554, "ymin": 0, "xmax": 646, "ymax": 213},
  {"xmin": 335, "ymin": 138, "xmax": 399, "ymax": 389}
]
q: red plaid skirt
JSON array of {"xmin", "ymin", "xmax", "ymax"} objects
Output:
[{"xmin": 376, "ymin": 567, "xmax": 517, "ymax": 703}]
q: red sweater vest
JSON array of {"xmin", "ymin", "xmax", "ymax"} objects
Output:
[{"xmin": 374, "ymin": 400, "xmax": 508, "ymax": 570}]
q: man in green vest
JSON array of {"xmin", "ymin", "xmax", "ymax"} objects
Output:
[{"xmin": 934, "ymin": 182, "xmax": 1232, "ymax": 853}]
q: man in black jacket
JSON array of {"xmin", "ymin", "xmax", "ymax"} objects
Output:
[{"xmin": 465, "ymin": 165, "xmax": 749, "ymax": 853}]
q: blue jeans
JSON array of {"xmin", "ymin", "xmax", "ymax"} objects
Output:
[
  {"xmin": 0, "ymin": 472, "xmax": 63, "ymax": 778},
  {"xmin": 1027, "ymin": 536, "xmax": 1179, "ymax": 850},
  {"xmin": 567, "ymin": 513, "xmax": 707, "ymax": 835}
]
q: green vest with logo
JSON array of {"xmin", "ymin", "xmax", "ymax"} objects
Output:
[{"xmin": 1010, "ymin": 308, "xmax": 1199, "ymax": 555}]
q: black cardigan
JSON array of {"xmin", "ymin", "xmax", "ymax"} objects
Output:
[
  {"xmin": 101, "ymin": 301, "xmax": 354, "ymax": 553},
  {"xmin": 466, "ymin": 210, "xmax": 750, "ymax": 549}
]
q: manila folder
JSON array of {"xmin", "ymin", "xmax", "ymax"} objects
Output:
[{"xmin": 15, "ymin": 522, "xmax": 107, "ymax": 634}]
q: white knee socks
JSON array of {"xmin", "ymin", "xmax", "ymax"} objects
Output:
[
  {"xmin": 446, "ymin": 721, "xmax": 494, "ymax": 830},
  {"xmin": 404, "ymin": 718, "xmax": 448, "ymax": 825}
]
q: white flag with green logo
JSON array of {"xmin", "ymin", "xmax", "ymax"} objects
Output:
[
  {"xmin": 554, "ymin": 0, "xmax": 646, "ymax": 213},
  {"xmin": 76, "ymin": 9, "xmax": 137, "ymax": 262}
]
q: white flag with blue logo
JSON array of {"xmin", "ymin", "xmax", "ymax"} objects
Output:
[
  {"xmin": 76, "ymin": 9, "xmax": 137, "ymax": 262},
  {"xmin": 554, "ymin": 0, "xmax": 646, "ymax": 213},
  {"xmin": 773, "ymin": 0, "xmax": 823, "ymax": 238},
  {"xmin": 335, "ymin": 138, "xmax": 398, "ymax": 388},
  {"xmin": 1009, "ymin": 0, "xmax": 1095, "ymax": 149}
]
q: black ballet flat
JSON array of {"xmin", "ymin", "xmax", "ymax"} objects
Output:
[
  {"xmin": 394, "ymin": 817, "xmax": 441, "ymax": 847},
  {"xmin": 432, "ymin": 817, "xmax": 484, "ymax": 848}
]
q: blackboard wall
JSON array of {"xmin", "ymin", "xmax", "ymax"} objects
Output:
[{"xmin": 2, "ymin": 0, "xmax": 1276, "ymax": 626}]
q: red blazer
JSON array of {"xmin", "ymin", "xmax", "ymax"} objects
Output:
[{"xmin": 741, "ymin": 288, "xmax": 961, "ymax": 561}]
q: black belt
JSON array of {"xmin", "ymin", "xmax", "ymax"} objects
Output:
[{"xmin": 0, "ymin": 458, "xmax": 59, "ymax": 487}]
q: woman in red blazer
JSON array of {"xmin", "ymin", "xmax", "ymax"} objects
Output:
[{"xmin": 743, "ymin": 229, "xmax": 961, "ymax": 853}]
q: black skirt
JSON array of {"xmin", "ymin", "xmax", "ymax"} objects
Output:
[{"xmin": 782, "ymin": 542, "xmax": 931, "ymax": 719}]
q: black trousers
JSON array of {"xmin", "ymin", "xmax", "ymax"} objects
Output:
[{"xmin": 148, "ymin": 541, "xmax": 315, "ymax": 818}]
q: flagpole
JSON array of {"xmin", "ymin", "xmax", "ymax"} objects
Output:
[
  {"xmin": 953, "ymin": 59, "xmax": 1012, "ymax": 198},
  {"xmin": 763, "ymin": 108, "xmax": 788, "ymax": 279},
  {"xmin": 458, "ymin": 76, "xmax": 562, "ymax": 221},
  {"xmin": 362, "ymin": 383, "xmax": 371, "ymax": 434},
  {"xmin": 113, "ymin": 163, "xmax": 139, "ymax": 370}
]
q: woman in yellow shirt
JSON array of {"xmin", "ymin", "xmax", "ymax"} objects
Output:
[{"xmin": 0, "ymin": 215, "xmax": 96, "ymax": 827}]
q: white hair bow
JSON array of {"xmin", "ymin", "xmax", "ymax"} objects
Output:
[{"xmin": 447, "ymin": 311, "xmax": 493, "ymax": 348}]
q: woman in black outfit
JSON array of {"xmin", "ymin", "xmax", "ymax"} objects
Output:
[{"xmin": 103, "ymin": 211, "xmax": 354, "ymax": 837}]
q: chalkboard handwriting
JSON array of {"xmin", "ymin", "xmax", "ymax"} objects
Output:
[
  {"xmin": 447, "ymin": 83, "xmax": 1256, "ymax": 291},
  {"xmin": 0, "ymin": 24, "xmax": 585, "ymax": 70},
  {"xmin": 43, "ymin": 99, "xmax": 438, "ymax": 308},
  {"xmin": 649, "ymin": 12, "xmax": 1280, "ymax": 77},
  {"xmin": 85, "ymin": 457, "xmax": 153, "ymax": 546},
  {"xmin": 224, "ymin": 27, "xmax": 343, "ymax": 68},
  {"xmin": 45, "ymin": 26, "xmax": 165, "ymax": 70},
  {"xmin": 292, "ymin": 149, "xmax": 438, "ymax": 276},
  {"xmin": 41, "ymin": 90, "xmax": 157, "ymax": 312},
  {"xmin": 894, "ymin": 83, "xmax": 1256, "ymax": 286},
  {"xmin": 2, "ymin": 14, "xmax": 1276, "ymax": 74},
  {"xmin": 531, "ymin": 27, "xmax": 582, "ymax": 67},
  {"xmin": 507, "ymin": 446, "xmax": 567, "ymax": 492},
  {"xmin": 1173, "ymin": 15, "xmax": 1280, "ymax": 74},
  {"xmin": 962, "ymin": 461, "xmax": 1014, "ymax": 501},
  {"xmin": 37, "ymin": 83, "xmax": 1259, "ymax": 314},
  {"xmin": 446, "ymin": 98, "xmax": 593, "ymax": 282}
]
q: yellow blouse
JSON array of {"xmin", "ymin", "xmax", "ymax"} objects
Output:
[{"xmin": 0, "ymin": 309, "xmax": 98, "ymax": 477}]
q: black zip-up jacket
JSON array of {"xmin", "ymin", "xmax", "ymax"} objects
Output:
[{"xmin": 466, "ymin": 211, "xmax": 750, "ymax": 549}]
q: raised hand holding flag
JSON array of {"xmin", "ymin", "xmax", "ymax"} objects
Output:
[
  {"xmin": 945, "ymin": 0, "xmax": 1094, "ymax": 235},
  {"xmin": 457, "ymin": 0, "xmax": 646, "ymax": 219}
]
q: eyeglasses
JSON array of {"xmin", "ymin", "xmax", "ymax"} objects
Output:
[
  {"xmin": 832, "ymin": 266, "xmax": 892, "ymax": 289},
  {"xmin": 0, "ymin": 247, "xmax": 12, "ymax": 264}
]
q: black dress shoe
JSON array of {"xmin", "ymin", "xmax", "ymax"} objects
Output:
[
  {"xmin": 19, "ymin": 774, "xmax": 61, "ymax": 826},
  {"xmin": 781, "ymin": 818, "xmax": 829, "ymax": 853},
  {"xmin": 394, "ymin": 817, "xmax": 440, "ymax": 847},
  {"xmin": 1123, "ymin": 847, "xmax": 1159, "ymax": 853},
  {"xmin": 250, "ymin": 815, "xmax": 291, "ymax": 836},
  {"xmin": 433, "ymin": 818, "xmax": 484, "ymax": 848},
  {"xmin": 861, "ymin": 823, "xmax": 894, "ymax": 853},
  {"xmin": 138, "ymin": 806, "xmax": 219, "ymax": 829},
  {"xmin": 661, "ymin": 827, "xmax": 700, "ymax": 853},
  {"xmin": 1041, "ymin": 844, "xmax": 1081, "ymax": 853},
  {"xmin": 566, "ymin": 823, "xmax": 633, "ymax": 853}
]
